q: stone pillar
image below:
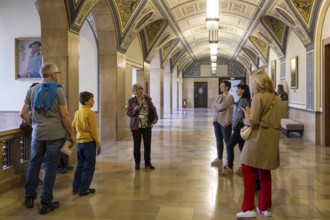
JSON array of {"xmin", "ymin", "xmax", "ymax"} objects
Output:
[
  {"xmin": 125, "ymin": 63, "xmax": 133, "ymax": 103},
  {"xmin": 36, "ymin": 0, "xmax": 79, "ymax": 116},
  {"xmin": 93, "ymin": 0, "xmax": 127, "ymax": 142},
  {"xmin": 163, "ymin": 63, "xmax": 171, "ymax": 114},
  {"xmin": 178, "ymin": 69, "xmax": 183, "ymax": 109},
  {"xmin": 35, "ymin": 0, "xmax": 79, "ymax": 164},
  {"xmin": 116, "ymin": 52, "xmax": 127, "ymax": 139},
  {"xmin": 150, "ymin": 53, "xmax": 163, "ymax": 118},
  {"xmin": 136, "ymin": 69, "xmax": 145, "ymax": 89},
  {"xmin": 172, "ymin": 66, "xmax": 178, "ymax": 111},
  {"xmin": 143, "ymin": 62, "xmax": 150, "ymax": 95}
]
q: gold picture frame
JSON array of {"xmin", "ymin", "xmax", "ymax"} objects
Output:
[
  {"xmin": 270, "ymin": 60, "xmax": 276, "ymax": 88},
  {"xmin": 15, "ymin": 37, "xmax": 42, "ymax": 79},
  {"xmin": 290, "ymin": 56, "xmax": 298, "ymax": 89}
]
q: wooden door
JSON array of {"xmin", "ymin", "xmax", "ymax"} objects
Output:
[{"xmin": 194, "ymin": 82, "xmax": 208, "ymax": 108}]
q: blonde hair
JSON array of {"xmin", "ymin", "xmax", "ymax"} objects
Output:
[{"xmin": 250, "ymin": 69, "xmax": 275, "ymax": 94}]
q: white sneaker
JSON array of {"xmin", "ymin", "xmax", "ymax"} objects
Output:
[
  {"xmin": 257, "ymin": 207, "xmax": 272, "ymax": 217},
  {"xmin": 235, "ymin": 166, "xmax": 242, "ymax": 176},
  {"xmin": 211, "ymin": 158, "xmax": 223, "ymax": 166},
  {"xmin": 236, "ymin": 210, "xmax": 257, "ymax": 218},
  {"xmin": 221, "ymin": 166, "xmax": 233, "ymax": 175}
]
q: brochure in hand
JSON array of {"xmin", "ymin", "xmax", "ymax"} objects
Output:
[{"xmin": 60, "ymin": 141, "xmax": 73, "ymax": 156}]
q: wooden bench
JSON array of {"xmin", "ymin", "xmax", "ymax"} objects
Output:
[{"xmin": 280, "ymin": 119, "xmax": 304, "ymax": 138}]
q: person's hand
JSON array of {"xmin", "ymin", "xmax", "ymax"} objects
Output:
[
  {"xmin": 96, "ymin": 145, "xmax": 101, "ymax": 156},
  {"xmin": 243, "ymin": 107, "xmax": 251, "ymax": 117},
  {"xmin": 134, "ymin": 105, "xmax": 140, "ymax": 112},
  {"xmin": 152, "ymin": 119, "xmax": 158, "ymax": 124},
  {"xmin": 68, "ymin": 135, "xmax": 76, "ymax": 148}
]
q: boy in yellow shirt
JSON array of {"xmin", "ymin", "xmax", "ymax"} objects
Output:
[{"xmin": 72, "ymin": 91, "xmax": 101, "ymax": 196}]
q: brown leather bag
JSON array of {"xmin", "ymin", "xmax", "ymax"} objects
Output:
[{"xmin": 20, "ymin": 119, "xmax": 32, "ymax": 133}]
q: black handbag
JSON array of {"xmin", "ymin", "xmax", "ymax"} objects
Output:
[{"xmin": 148, "ymin": 108, "xmax": 155, "ymax": 123}]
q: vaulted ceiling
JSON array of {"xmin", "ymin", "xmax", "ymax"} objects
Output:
[{"xmin": 65, "ymin": 0, "xmax": 321, "ymax": 77}]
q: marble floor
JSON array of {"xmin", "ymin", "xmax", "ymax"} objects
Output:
[{"xmin": 1, "ymin": 108, "xmax": 330, "ymax": 220}]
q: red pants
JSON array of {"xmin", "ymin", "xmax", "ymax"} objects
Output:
[{"xmin": 241, "ymin": 164, "xmax": 272, "ymax": 211}]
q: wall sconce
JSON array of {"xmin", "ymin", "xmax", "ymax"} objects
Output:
[{"xmin": 206, "ymin": 0, "xmax": 219, "ymax": 30}]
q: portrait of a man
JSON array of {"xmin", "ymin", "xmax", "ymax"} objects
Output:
[{"xmin": 16, "ymin": 38, "xmax": 43, "ymax": 79}]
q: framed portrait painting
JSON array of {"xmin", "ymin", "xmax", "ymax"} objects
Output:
[
  {"xmin": 270, "ymin": 60, "xmax": 276, "ymax": 88},
  {"xmin": 15, "ymin": 37, "xmax": 42, "ymax": 79},
  {"xmin": 290, "ymin": 56, "xmax": 298, "ymax": 89}
]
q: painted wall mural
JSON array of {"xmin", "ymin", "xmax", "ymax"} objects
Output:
[
  {"xmin": 290, "ymin": 0, "xmax": 315, "ymax": 26},
  {"xmin": 115, "ymin": 0, "xmax": 142, "ymax": 30},
  {"xmin": 263, "ymin": 16, "xmax": 286, "ymax": 45},
  {"xmin": 249, "ymin": 36, "xmax": 268, "ymax": 60}
]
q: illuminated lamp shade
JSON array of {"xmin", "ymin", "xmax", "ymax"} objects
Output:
[
  {"xmin": 206, "ymin": 0, "xmax": 219, "ymax": 30},
  {"xmin": 209, "ymin": 43, "xmax": 218, "ymax": 55},
  {"xmin": 211, "ymin": 55, "xmax": 217, "ymax": 62}
]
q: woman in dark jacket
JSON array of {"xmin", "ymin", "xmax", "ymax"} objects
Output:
[
  {"xmin": 126, "ymin": 83, "xmax": 158, "ymax": 170},
  {"xmin": 221, "ymin": 83, "xmax": 251, "ymax": 175}
]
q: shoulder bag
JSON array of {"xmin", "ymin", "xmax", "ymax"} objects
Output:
[{"xmin": 240, "ymin": 94, "xmax": 276, "ymax": 140}]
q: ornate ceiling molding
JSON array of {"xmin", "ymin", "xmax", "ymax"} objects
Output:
[
  {"xmin": 253, "ymin": 24, "xmax": 285, "ymax": 59},
  {"xmin": 289, "ymin": 0, "xmax": 316, "ymax": 29},
  {"xmin": 170, "ymin": 48, "xmax": 186, "ymax": 72},
  {"xmin": 242, "ymin": 47, "xmax": 259, "ymax": 68},
  {"xmin": 249, "ymin": 36, "xmax": 269, "ymax": 61},
  {"xmin": 65, "ymin": 0, "xmax": 99, "ymax": 34},
  {"xmin": 262, "ymin": 16, "xmax": 286, "ymax": 46},
  {"xmin": 160, "ymin": 38, "xmax": 180, "ymax": 68}
]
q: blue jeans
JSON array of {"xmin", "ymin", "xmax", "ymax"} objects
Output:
[
  {"xmin": 25, "ymin": 138, "xmax": 65, "ymax": 204},
  {"xmin": 72, "ymin": 142, "xmax": 96, "ymax": 193},
  {"xmin": 226, "ymin": 124, "xmax": 245, "ymax": 168},
  {"xmin": 213, "ymin": 122, "xmax": 232, "ymax": 159}
]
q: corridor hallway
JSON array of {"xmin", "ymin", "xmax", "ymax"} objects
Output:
[{"xmin": 0, "ymin": 108, "xmax": 329, "ymax": 220}]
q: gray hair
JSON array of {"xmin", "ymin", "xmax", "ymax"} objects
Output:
[
  {"xmin": 132, "ymin": 83, "xmax": 143, "ymax": 93},
  {"xmin": 39, "ymin": 63, "xmax": 59, "ymax": 78}
]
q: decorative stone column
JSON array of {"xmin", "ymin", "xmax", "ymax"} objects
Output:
[
  {"xmin": 172, "ymin": 66, "xmax": 178, "ymax": 111},
  {"xmin": 143, "ymin": 62, "xmax": 150, "ymax": 94},
  {"xmin": 35, "ymin": 0, "xmax": 79, "ymax": 116},
  {"xmin": 150, "ymin": 53, "xmax": 163, "ymax": 118},
  {"xmin": 178, "ymin": 69, "xmax": 183, "ymax": 109},
  {"xmin": 163, "ymin": 63, "xmax": 171, "ymax": 114}
]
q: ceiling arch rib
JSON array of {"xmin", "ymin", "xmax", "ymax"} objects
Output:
[
  {"xmin": 160, "ymin": 38, "xmax": 180, "ymax": 68},
  {"xmin": 252, "ymin": 24, "xmax": 285, "ymax": 60}
]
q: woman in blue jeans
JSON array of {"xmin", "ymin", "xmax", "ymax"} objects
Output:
[
  {"xmin": 221, "ymin": 83, "xmax": 251, "ymax": 175},
  {"xmin": 211, "ymin": 80, "xmax": 234, "ymax": 166}
]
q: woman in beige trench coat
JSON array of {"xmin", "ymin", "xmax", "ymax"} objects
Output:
[{"xmin": 236, "ymin": 69, "xmax": 281, "ymax": 218}]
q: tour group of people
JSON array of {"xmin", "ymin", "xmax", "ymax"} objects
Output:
[
  {"xmin": 20, "ymin": 63, "xmax": 158, "ymax": 215},
  {"xmin": 20, "ymin": 62, "xmax": 280, "ymax": 218},
  {"xmin": 211, "ymin": 69, "xmax": 281, "ymax": 218}
]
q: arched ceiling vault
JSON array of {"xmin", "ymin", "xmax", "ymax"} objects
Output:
[{"xmin": 65, "ymin": 0, "xmax": 322, "ymax": 75}]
